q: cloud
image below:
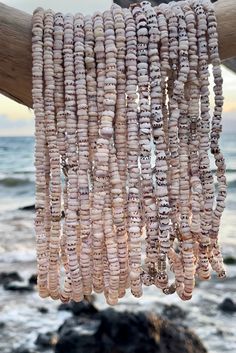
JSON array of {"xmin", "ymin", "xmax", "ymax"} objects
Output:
[
  {"xmin": 222, "ymin": 111, "xmax": 236, "ymax": 132},
  {"xmin": 0, "ymin": 114, "xmax": 34, "ymax": 136},
  {"xmin": 0, "ymin": 108, "xmax": 235, "ymax": 136},
  {"xmin": 0, "ymin": 95, "xmax": 33, "ymax": 121}
]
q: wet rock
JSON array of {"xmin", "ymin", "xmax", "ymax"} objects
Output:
[
  {"xmin": 158, "ymin": 314, "xmax": 206, "ymax": 353},
  {"xmin": 28, "ymin": 274, "xmax": 37, "ymax": 285},
  {"xmin": 3, "ymin": 281, "xmax": 34, "ymax": 292},
  {"xmin": 224, "ymin": 256, "xmax": 236, "ymax": 265},
  {"xmin": 218, "ymin": 298, "xmax": 236, "ymax": 313},
  {"xmin": 55, "ymin": 307, "xmax": 207, "ymax": 353},
  {"xmin": 37, "ymin": 306, "xmax": 48, "ymax": 314},
  {"xmin": 56, "ymin": 317, "xmax": 101, "ymax": 353},
  {"xmin": 20, "ymin": 205, "xmax": 66, "ymax": 219},
  {"xmin": 58, "ymin": 298, "xmax": 97, "ymax": 316},
  {"xmin": 19, "ymin": 204, "xmax": 35, "ymax": 211},
  {"xmin": 216, "ymin": 328, "xmax": 224, "ymax": 337},
  {"xmin": 162, "ymin": 304, "xmax": 186, "ymax": 320},
  {"xmin": 35, "ymin": 331, "xmax": 57, "ymax": 348},
  {"xmin": 0, "ymin": 271, "xmax": 23, "ymax": 285}
]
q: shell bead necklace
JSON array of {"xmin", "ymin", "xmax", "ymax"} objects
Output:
[{"xmin": 32, "ymin": 0, "xmax": 227, "ymax": 305}]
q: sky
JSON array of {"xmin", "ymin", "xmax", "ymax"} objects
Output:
[{"xmin": 0, "ymin": 0, "xmax": 236, "ymax": 136}]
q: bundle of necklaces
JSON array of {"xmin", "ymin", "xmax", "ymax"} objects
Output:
[{"xmin": 32, "ymin": 0, "xmax": 227, "ymax": 305}]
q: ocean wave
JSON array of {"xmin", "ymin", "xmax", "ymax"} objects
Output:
[
  {"xmin": 220, "ymin": 168, "xmax": 236, "ymax": 174},
  {"xmin": 212, "ymin": 168, "xmax": 236, "ymax": 174},
  {"xmin": 0, "ymin": 177, "xmax": 33, "ymax": 187},
  {"xmin": 0, "ymin": 173, "xmax": 236, "ymax": 190},
  {"xmin": 225, "ymin": 168, "xmax": 236, "ymax": 174},
  {"xmin": 227, "ymin": 180, "xmax": 236, "ymax": 189}
]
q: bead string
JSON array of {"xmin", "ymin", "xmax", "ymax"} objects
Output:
[{"xmin": 33, "ymin": 7, "xmax": 49, "ymax": 299}]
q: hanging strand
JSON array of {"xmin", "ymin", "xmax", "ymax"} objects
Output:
[{"xmin": 32, "ymin": 0, "xmax": 227, "ymax": 305}]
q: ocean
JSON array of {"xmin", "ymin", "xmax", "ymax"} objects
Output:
[{"xmin": 0, "ymin": 134, "xmax": 235, "ymax": 353}]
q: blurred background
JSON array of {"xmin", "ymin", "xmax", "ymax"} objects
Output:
[{"xmin": 0, "ymin": 1, "xmax": 235, "ymax": 353}]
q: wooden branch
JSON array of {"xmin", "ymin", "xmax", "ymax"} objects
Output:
[
  {"xmin": 114, "ymin": 0, "xmax": 218, "ymax": 7},
  {"xmin": 0, "ymin": 0, "xmax": 236, "ymax": 109},
  {"xmin": 0, "ymin": 2, "xmax": 32, "ymax": 107},
  {"xmin": 215, "ymin": 0, "xmax": 236, "ymax": 64}
]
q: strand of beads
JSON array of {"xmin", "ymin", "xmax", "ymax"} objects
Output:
[
  {"xmin": 160, "ymin": 4, "xmax": 180, "ymax": 296},
  {"xmin": 111, "ymin": 4, "xmax": 129, "ymax": 298},
  {"xmin": 203, "ymin": 0, "xmax": 226, "ymax": 279},
  {"xmin": 140, "ymin": 1, "xmax": 160, "ymax": 287},
  {"xmin": 193, "ymin": 0, "xmax": 216, "ymax": 284},
  {"xmin": 175, "ymin": 2, "xmax": 195, "ymax": 301},
  {"xmin": 162, "ymin": 3, "xmax": 178, "ymax": 249},
  {"xmin": 64, "ymin": 12, "xmax": 83, "ymax": 302},
  {"xmin": 103, "ymin": 9, "xmax": 121, "ymax": 305},
  {"xmin": 91, "ymin": 11, "xmax": 106, "ymax": 294},
  {"xmin": 182, "ymin": 1, "xmax": 207, "ymax": 281},
  {"xmin": 54, "ymin": 12, "xmax": 65, "ymax": 160},
  {"xmin": 154, "ymin": 3, "xmax": 171, "ymax": 291},
  {"xmin": 124, "ymin": 6, "xmax": 143, "ymax": 298},
  {"xmin": 33, "ymin": 7, "xmax": 50, "ymax": 299},
  {"xmin": 182, "ymin": 0, "xmax": 201, "ymax": 270},
  {"xmin": 74, "ymin": 12, "xmax": 93, "ymax": 295},
  {"xmin": 84, "ymin": 15, "xmax": 98, "ymax": 163},
  {"xmin": 43, "ymin": 9, "xmax": 62, "ymax": 300},
  {"xmin": 159, "ymin": 3, "xmax": 184, "ymax": 296},
  {"xmin": 112, "ymin": 4, "xmax": 127, "ymax": 200},
  {"xmin": 53, "ymin": 13, "xmax": 70, "ymax": 300},
  {"xmin": 32, "ymin": 0, "xmax": 227, "ymax": 305}
]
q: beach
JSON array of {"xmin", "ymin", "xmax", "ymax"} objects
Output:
[{"xmin": 0, "ymin": 135, "xmax": 235, "ymax": 353}]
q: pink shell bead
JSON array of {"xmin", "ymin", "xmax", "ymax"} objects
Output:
[{"xmin": 32, "ymin": 0, "xmax": 227, "ymax": 305}]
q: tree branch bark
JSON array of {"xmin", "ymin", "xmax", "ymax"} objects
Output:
[
  {"xmin": 0, "ymin": 2, "xmax": 32, "ymax": 107},
  {"xmin": 0, "ymin": 0, "xmax": 235, "ymax": 109}
]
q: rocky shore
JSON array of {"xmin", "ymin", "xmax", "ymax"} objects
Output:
[{"xmin": 0, "ymin": 271, "xmax": 235, "ymax": 353}]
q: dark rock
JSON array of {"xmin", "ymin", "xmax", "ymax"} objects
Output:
[
  {"xmin": 86, "ymin": 294, "xmax": 96, "ymax": 303},
  {"xmin": 37, "ymin": 306, "xmax": 48, "ymax": 314},
  {"xmin": 57, "ymin": 317, "xmax": 101, "ymax": 353},
  {"xmin": 224, "ymin": 256, "xmax": 236, "ymax": 265},
  {"xmin": 20, "ymin": 205, "xmax": 66, "ymax": 219},
  {"xmin": 216, "ymin": 328, "xmax": 224, "ymax": 336},
  {"xmin": 162, "ymin": 304, "xmax": 186, "ymax": 320},
  {"xmin": 157, "ymin": 314, "xmax": 206, "ymax": 353},
  {"xmin": 0, "ymin": 271, "xmax": 23, "ymax": 286},
  {"xmin": 0, "ymin": 322, "xmax": 5, "ymax": 329},
  {"xmin": 28, "ymin": 274, "xmax": 37, "ymax": 285},
  {"xmin": 58, "ymin": 298, "xmax": 98, "ymax": 316},
  {"xmin": 218, "ymin": 298, "xmax": 236, "ymax": 313},
  {"xmin": 55, "ymin": 308, "xmax": 207, "ymax": 353},
  {"xmin": 35, "ymin": 331, "xmax": 57, "ymax": 348},
  {"xmin": 3, "ymin": 281, "xmax": 34, "ymax": 292},
  {"xmin": 19, "ymin": 204, "xmax": 35, "ymax": 211}
]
